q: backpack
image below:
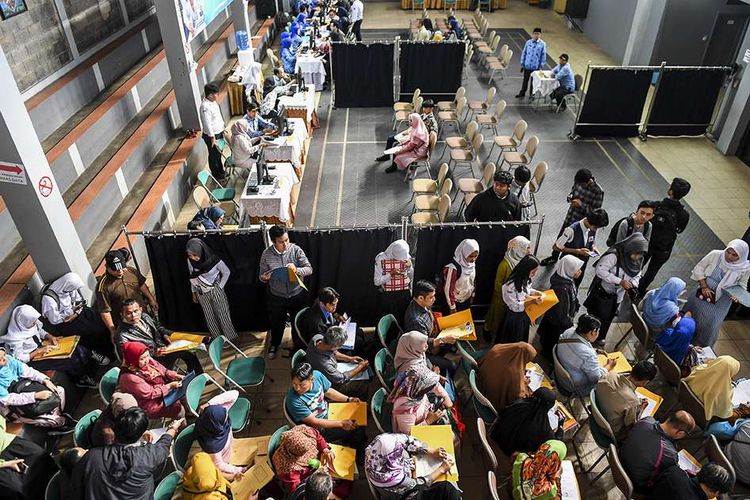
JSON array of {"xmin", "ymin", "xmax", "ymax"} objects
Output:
[
  {"xmin": 606, "ymin": 217, "xmax": 633, "ymax": 247},
  {"xmin": 649, "ymin": 204, "xmax": 679, "ymax": 250}
]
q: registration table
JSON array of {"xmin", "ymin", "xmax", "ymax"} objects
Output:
[
  {"xmin": 261, "ymin": 118, "xmax": 309, "ymax": 173},
  {"xmin": 239, "ymin": 162, "xmax": 299, "ymax": 226},
  {"xmin": 295, "ymin": 54, "xmax": 326, "ymax": 91},
  {"xmin": 531, "ymin": 70, "xmax": 559, "ymax": 103},
  {"xmin": 279, "ymin": 84, "xmax": 318, "ymax": 133}
]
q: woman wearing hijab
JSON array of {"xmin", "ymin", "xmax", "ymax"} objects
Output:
[
  {"xmin": 0, "ymin": 305, "xmax": 98, "ymax": 388},
  {"xmin": 685, "ymin": 355, "xmax": 740, "ymax": 422},
  {"xmin": 365, "ymin": 433, "xmax": 459, "ymax": 500},
  {"xmin": 478, "ymin": 342, "xmax": 536, "ymax": 413},
  {"xmin": 642, "ymin": 277, "xmax": 686, "ymax": 336},
  {"xmin": 498, "ymin": 255, "xmax": 542, "ymax": 344},
  {"xmin": 273, "ymin": 424, "xmax": 352, "ymax": 497},
  {"xmin": 181, "ymin": 452, "xmax": 232, "ymax": 500},
  {"xmin": 440, "ymin": 239, "xmax": 479, "ymax": 314},
  {"xmin": 386, "ymin": 114, "xmax": 430, "ymax": 174},
  {"xmin": 656, "ymin": 315, "xmax": 699, "ymax": 375},
  {"xmin": 230, "ymin": 120, "xmax": 260, "ymax": 171},
  {"xmin": 447, "ymin": 17, "xmax": 463, "ymax": 40},
  {"xmin": 191, "ymin": 206, "xmax": 225, "ymax": 231},
  {"xmin": 39, "ymin": 272, "xmax": 113, "ymax": 358},
  {"xmin": 491, "ymin": 387, "xmax": 564, "ymax": 456},
  {"xmin": 374, "ymin": 240, "xmax": 414, "ymax": 327},
  {"xmin": 118, "ymin": 341, "xmax": 185, "ymax": 419},
  {"xmin": 685, "ymin": 239, "xmax": 750, "ymax": 347},
  {"xmin": 511, "ymin": 439, "xmax": 567, "ymax": 500},
  {"xmin": 195, "ymin": 390, "xmax": 243, "ymax": 480},
  {"xmin": 389, "ymin": 368, "xmax": 452, "ymax": 434},
  {"xmin": 394, "ymin": 331, "xmax": 431, "ymax": 374},
  {"xmin": 584, "ymin": 233, "xmax": 649, "ymax": 343},
  {"xmin": 186, "ymin": 238, "xmax": 238, "ymax": 341},
  {"xmin": 537, "ymin": 255, "xmax": 583, "ymax": 360},
  {"xmin": 281, "ymin": 36, "xmax": 297, "ymax": 74},
  {"xmin": 89, "ymin": 392, "xmax": 138, "ymax": 447},
  {"xmin": 485, "ymin": 236, "xmax": 532, "ymax": 341}
]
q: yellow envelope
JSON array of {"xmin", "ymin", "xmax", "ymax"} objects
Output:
[
  {"xmin": 635, "ymin": 387, "xmax": 663, "ymax": 418},
  {"xmin": 328, "ymin": 402, "xmax": 367, "ymax": 426},
  {"xmin": 436, "ymin": 309, "xmax": 477, "ymax": 341},
  {"xmin": 597, "ymin": 352, "xmax": 632, "ymax": 373},
  {"xmin": 288, "ymin": 267, "xmax": 308, "ymax": 291},
  {"xmin": 328, "ymin": 444, "xmax": 356, "ymax": 480},
  {"xmin": 524, "ymin": 290, "xmax": 559, "ymax": 323},
  {"xmin": 169, "ymin": 332, "xmax": 206, "ymax": 343},
  {"xmin": 37, "ymin": 335, "xmax": 80, "ymax": 360},
  {"xmin": 410, "ymin": 425, "xmax": 458, "ymax": 482},
  {"xmin": 231, "ymin": 437, "xmax": 262, "ymax": 466},
  {"xmin": 231, "ymin": 459, "xmax": 274, "ymax": 498},
  {"xmin": 525, "ymin": 362, "xmax": 554, "ymax": 389}
]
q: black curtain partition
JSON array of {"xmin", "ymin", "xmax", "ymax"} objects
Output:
[
  {"xmin": 413, "ymin": 224, "xmax": 526, "ymax": 306},
  {"xmin": 574, "ymin": 68, "xmax": 653, "ymax": 137},
  {"xmin": 399, "ymin": 42, "xmax": 464, "ymax": 102},
  {"xmin": 645, "ymin": 69, "xmax": 727, "ymax": 137},
  {"xmin": 332, "ymin": 43, "xmax": 394, "ymax": 108}
]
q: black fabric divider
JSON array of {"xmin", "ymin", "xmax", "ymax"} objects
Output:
[
  {"xmin": 399, "ymin": 42, "xmax": 464, "ymax": 102},
  {"xmin": 332, "ymin": 43, "xmax": 394, "ymax": 108},
  {"xmin": 413, "ymin": 225, "xmax": 526, "ymax": 307},
  {"xmin": 145, "ymin": 232, "xmax": 269, "ymax": 332},
  {"xmin": 645, "ymin": 69, "xmax": 727, "ymax": 137},
  {"xmin": 574, "ymin": 68, "xmax": 653, "ymax": 137}
]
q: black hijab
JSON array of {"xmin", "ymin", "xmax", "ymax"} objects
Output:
[
  {"xmin": 186, "ymin": 238, "xmax": 221, "ymax": 277},
  {"xmin": 263, "ymin": 76, "xmax": 276, "ymax": 98},
  {"xmin": 491, "ymin": 387, "xmax": 556, "ymax": 456},
  {"xmin": 597, "ymin": 232, "xmax": 649, "ymax": 277}
]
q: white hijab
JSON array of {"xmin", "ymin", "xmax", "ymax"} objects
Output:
[
  {"xmin": 554, "ymin": 255, "xmax": 584, "ymax": 281},
  {"xmin": 505, "ymin": 236, "xmax": 532, "ymax": 269},
  {"xmin": 716, "ymin": 239, "xmax": 750, "ymax": 299},
  {"xmin": 49, "ymin": 272, "xmax": 84, "ymax": 296},
  {"xmin": 4, "ymin": 305, "xmax": 43, "ymax": 342},
  {"xmin": 450, "ymin": 239, "xmax": 479, "ymax": 277},
  {"xmin": 376, "ymin": 240, "xmax": 411, "ymax": 265}
]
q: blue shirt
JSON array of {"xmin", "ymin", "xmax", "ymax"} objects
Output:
[
  {"xmin": 245, "ymin": 114, "xmax": 276, "ymax": 138},
  {"xmin": 286, "ymin": 370, "xmax": 332, "ymax": 423},
  {"xmin": 556, "ymin": 327, "xmax": 606, "ymax": 394},
  {"xmin": 553, "ymin": 63, "xmax": 575, "ymax": 92},
  {"xmin": 319, "ymin": 303, "xmax": 333, "ymax": 325},
  {"xmin": 520, "ymin": 39, "xmax": 547, "ymax": 71}
]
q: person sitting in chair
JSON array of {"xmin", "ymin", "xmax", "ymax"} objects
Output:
[
  {"xmin": 376, "ymin": 100, "xmax": 437, "ymax": 166},
  {"xmin": 551, "ymin": 53, "xmax": 575, "ymax": 111},
  {"xmin": 384, "ymin": 114, "xmax": 429, "ymax": 174}
]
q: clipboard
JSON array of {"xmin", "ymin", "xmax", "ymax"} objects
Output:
[
  {"xmin": 328, "ymin": 444, "xmax": 356, "ymax": 480},
  {"xmin": 597, "ymin": 352, "xmax": 632, "ymax": 373},
  {"xmin": 328, "ymin": 402, "xmax": 367, "ymax": 426},
  {"xmin": 678, "ymin": 449, "xmax": 702, "ymax": 474},
  {"xmin": 410, "ymin": 425, "xmax": 458, "ymax": 482},
  {"xmin": 524, "ymin": 290, "xmax": 559, "ymax": 323},
  {"xmin": 36, "ymin": 335, "xmax": 80, "ymax": 360},
  {"xmin": 230, "ymin": 459, "xmax": 275, "ymax": 498},
  {"xmin": 635, "ymin": 387, "xmax": 663, "ymax": 418},
  {"xmin": 436, "ymin": 309, "xmax": 477, "ymax": 341}
]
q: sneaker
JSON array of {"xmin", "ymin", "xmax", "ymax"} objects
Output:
[
  {"xmin": 515, "ymin": 92, "xmax": 525, "ymax": 98},
  {"xmin": 375, "ymin": 154, "xmax": 390, "ymax": 162},
  {"xmin": 385, "ymin": 164, "xmax": 397, "ymax": 174},
  {"xmin": 90, "ymin": 351, "xmax": 111, "ymax": 366},
  {"xmin": 75, "ymin": 375, "xmax": 97, "ymax": 389},
  {"xmin": 268, "ymin": 345, "xmax": 278, "ymax": 360}
]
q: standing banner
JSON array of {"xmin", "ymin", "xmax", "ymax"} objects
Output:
[{"xmin": 179, "ymin": 0, "xmax": 234, "ymax": 41}]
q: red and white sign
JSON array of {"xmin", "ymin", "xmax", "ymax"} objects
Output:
[
  {"xmin": 0, "ymin": 162, "xmax": 27, "ymax": 186},
  {"xmin": 38, "ymin": 176, "xmax": 53, "ymax": 197}
]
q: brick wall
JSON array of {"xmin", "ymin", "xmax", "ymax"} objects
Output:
[{"xmin": 62, "ymin": 0, "xmax": 126, "ymax": 53}]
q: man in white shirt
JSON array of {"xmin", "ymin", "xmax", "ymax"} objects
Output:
[
  {"xmin": 199, "ymin": 83, "xmax": 226, "ymax": 181},
  {"xmin": 350, "ymin": 0, "xmax": 364, "ymax": 41}
]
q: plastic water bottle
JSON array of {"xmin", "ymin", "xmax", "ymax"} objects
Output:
[{"xmin": 235, "ymin": 30, "xmax": 249, "ymax": 51}]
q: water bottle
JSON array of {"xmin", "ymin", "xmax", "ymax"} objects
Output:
[{"xmin": 235, "ymin": 30, "xmax": 249, "ymax": 51}]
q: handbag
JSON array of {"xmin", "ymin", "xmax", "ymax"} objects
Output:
[
  {"xmin": 695, "ymin": 287, "xmax": 716, "ymax": 304},
  {"xmin": 583, "ymin": 276, "xmax": 618, "ymax": 315},
  {"xmin": 7, "ymin": 379, "xmax": 61, "ymax": 418}
]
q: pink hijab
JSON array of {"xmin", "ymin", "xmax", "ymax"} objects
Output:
[{"xmin": 408, "ymin": 113, "xmax": 429, "ymax": 144}]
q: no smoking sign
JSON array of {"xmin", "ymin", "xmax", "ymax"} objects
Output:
[{"xmin": 38, "ymin": 176, "xmax": 53, "ymax": 197}]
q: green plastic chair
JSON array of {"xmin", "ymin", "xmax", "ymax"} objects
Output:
[
  {"xmin": 99, "ymin": 366, "xmax": 120, "ymax": 404},
  {"xmin": 154, "ymin": 471, "xmax": 182, "ymax": 500},
  {"xmin": 282, "ymin": 395, "xmax": 296, "ymax": 427},
  {"xmin": 291, "ymin": 349, "xmax": 306, "ymax": 369},
  {"xmin": 185, "ymin": 373, "xmax": 252, "ymax": 432},
  {"xmin": 208, "ymin": 336, "xmax": 265, "ymax": 392},
  {"xmin": 376, "ymin": 314, "xmax": 401, "ymax": 355},
  {"xmin": 293, "ymin": 307, "xmax": 309, "ymax": 347},
  {"xmin": 73, "ymin": 409, "xmax": 101, "ymax": 448},
  {"xmin": 45, "ymin": 471, "xmax": 61, "ymax": 500},
  {"xmin": 268, "ymin": 424, "xmax": 290, "ymax": 473},
  {"xmin": 197, "ymin": 170, "xmax": 235, "ymax": 202},
  {"xmin": 371, "ymin": 387, "xmax": 393, "ymax": 434},
  {"xmin": 171, "ymin": 423, "xmax": 196, "ymax": 472},
  {"xmin": 469, "ymin": 370, "xmax": 498, "ymax": 427},
  {"xmin": 374, "ymin": 348, "xmax": 396, "ymax": 390},
  {"xmin": 456, "ymin": 340, "xmax": 489, "ymax": 376}
]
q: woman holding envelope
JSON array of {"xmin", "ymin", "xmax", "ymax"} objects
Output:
[
  {"xmin": 537, "ymin": 255, "xmax": 583, "ymax": 360},
  {"xmin": 497, "ymin": 255, "xmax": 542, "ymax": 344},
  {"xmin": 485, "ymin": 236, "xmax": 532, "ymax": 341},
  {"xmin": 195, "ymin": 390, "xmax": 245, "ymax": 481},
  {"xmin": 388, "ymin": 368, "xmax": 452, "ymax": 434}
]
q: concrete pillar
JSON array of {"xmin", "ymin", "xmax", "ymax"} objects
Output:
[
  {"xmin": 230, "ymin": 0, "xmax": 252, "ymax": 48},
  {"xmin": 0, "ymin": 45, "xmax": 93, "ymax": 296},
  {"xmin": 154, "ymin": 0, "xmax": 203, "ymax": 131},
  {"xmin": 715, "ymin": 23, "xmax": 750, "ymax": 154}
]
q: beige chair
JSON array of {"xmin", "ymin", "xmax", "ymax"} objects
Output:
[
  {"xmin": 488, "ymin": 48, "xmax": 513, "ymax": 85},
  {"xmin": 437, "ymin": 193, "xmax": 451, "ymax": 221},
  {"xmin": 499, "ymin": 135, "xmax": 538, "ymax": 171},
  {"xmin": 487, "ymin": 471, "xmax": 501, "ymax": 500},
  {"xmin": 394, "ymin": 96, "xmax": 423, "ymax": 130},
  {"xmin": 411, "ymin": 195, "xmax": 450, "ymax": 223},
  {"xmin": 528, "ymin": 161, "xmax": 547, "ymax": 217},
  {"xmin": 404, "ymin": 131, "xmax": 437, "ymax": 182},
  {"xmin": 474, "ymin": 29, "xmax": 496, "ymax": 50},
  {"xmin": 654, "ymin": 345, "xmax": 682, "ymax": 388},
  {"xmin": 607, "ymin": 444, "xmax": 637, "ymax": 500},
  {"xmin": 192, "ymin": 185, "xmax": 211, "ymax": 209},
  {"xmin": 476, "ymin": 418, "xmax": 498, "ymax": 472},
  {"xmin": 439, "ymin": 120, "xmax": 478, "ymax": 161},
  {"xmin": 437, "ymin": 96, "xmax": 466, "ymax": 136},
  {"xmin": 394, "ymin": 88, "xmax": 421, "ymax": 112},
  {"xmin": 437, "ymin": 87, "xmax": 465, "ymax": 112},
  {"xmin": 489, "ymin": 119, "xmax": 527, "ymax": 163},
  {"xmin": 449, "ymin": 132, "xmax": 482, "ymax": 178},
  {"xmin": 556, "ymin": 73, "xmax": 584, "ymax": 114},
  {"xmin": 266, "ymin": 49, "xmax": 280, "ymax": 71},
  {"xmin": 486, "ymin": 44, "xmax": 508, "ymax": 66},
  {"xmin": 476, "ymin": 100, "xmax": 506, "ymax": 136},
  {"xmin": 678, "ymin": 380, "xmax": 708, "ymax": 429},
  {"xmin": 411, "ymin": 162, "xmax": 449, "ymax": 200},
  {"xmin": 414, "ymin": 178, "xmax": 452, "ymax": 212},
  {"xmin": 477, "ymin": 33, "xmax": 500, "ymax": 66},
  {"xmin": 704, "ymin": 435, "xmax": 737, "ymax": 494},
  {"xmin": 469, "ymin": 87, "xmax": 496, "ymax": 117},
  {"xmin": 457, "ymin": 162, "xmax": 494, "ymax": 201}
]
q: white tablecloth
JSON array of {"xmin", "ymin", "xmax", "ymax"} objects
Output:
[
  {"xmin": 262, "ymin": 118, "xmax": 308, "ymax": 167},
  {"xmin": 239, "ymin": 162, "xmax": 298, "ymax": 223},
  {"xmin": 278, "ymin": 84, "xmax": 316, "ymax": 122},
  {"xmin": 295, "ymin": 55, "xmax": 326, "ymax": 91},
  {"xmin": 531, "ymin": 70, "xmax": 560, "ymax": 98}
]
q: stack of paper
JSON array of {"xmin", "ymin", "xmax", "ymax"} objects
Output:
[
  {"xmin": 560, "ymin": 460, "xmax": 582, "ymax": 500},
  {"xmin": 732, "ymin": 379, "xmax": 750, "ymax": 407},
  {"xmin": 597, "ymin": 352, "xmax": 632, "ymax": 373},
  {"xmin": 696, "ymin": 346, "xmax": 717, "ymax": 364},
  {"xmin": 635, "ymin": 387, "xmax": 663, "ymax": 418},
  {"xmin": 410, "ymin": 425, "xmax": 459, "ymax": 482},
  {"xmin": 328, "ymin": 402, "xmax": 367, "ymax": 425},
  {"xmin": 160, "ymin": 339, "xmax": 205, "ymax": 354}
]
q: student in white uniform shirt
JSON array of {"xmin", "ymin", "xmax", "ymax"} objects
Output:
[
  {"xmin": 497, "ymin": 255, "xmax": 542, "ymax": 345},
  {"xmin": 199, "ymin": 83, "xmax": 227, "ymax": 181},
  {"xmin": 350, "ymin": 0, "xmax": 364, "ymax": 41}
]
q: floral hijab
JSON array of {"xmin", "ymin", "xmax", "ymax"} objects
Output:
[
  {"xmin": 272, "ymin": 425, "xmax": 320, "ymax": 474},
  {"xmin": 365, "ymin": 433, "xmax": 427, "ymax": 488}
]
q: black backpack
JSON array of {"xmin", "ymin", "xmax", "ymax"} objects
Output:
[
  {"xmin": 649, "ymin": 205, "xmax": 679, "ymax": 250},
  {"xmin": 606, "ymin": 217, "xmax": 633, "ymax": 247}
]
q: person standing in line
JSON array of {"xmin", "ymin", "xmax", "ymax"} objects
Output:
[
  {"xmin": 516, "ymin": 28, "xmax": 547, "ymax": 99},
  {"xmin": 608, "ymin": 200, "xmax": 657, "ymax": 246},
  {"xmin": 186, "ymin": 238, "xmax": 239, "ymax": 342},
  {"xmin": 440, "ymin": 239, "xmax": 479, "ymax": 314},
  {"xmin": 537, "ymin": 255, "xmax": 583, "ymax": 360},
  {"xmin": 259, "ymin": 225, "xmax": 313, "ymax": 359},
  {"xmin": 550, "ymin": 54, "xmax": 575, "ymax": 110},
  {"xmin": 374, "ymin": 240, "xmax": 413, "ymax": 326},
  {"xmin": 484, "ymin": 236, "xmax": 532, "ymax": 341},
  {"xmin": 199, "ymin": 83, "xmax": 226, "ymax": 182},
  {"xmin": 350, "ymin": 0, "xmax": 363, "ymax": 41},
  {"xmin": 637, "ymin": 178, "xmax": 691, "ymax": 296},
  {"xmin": 550, "ymin": 208, "xmax": 609, "ymax": 287},
  {"xmin": 497, "ymin": 255, "xmax": 543, "ymax": 344}
]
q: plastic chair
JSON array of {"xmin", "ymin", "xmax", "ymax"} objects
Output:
[
  {"xmin": 469, "ymin": 369, "xmax": 498, "ymax": 427},
  {"xmin": 411, "ymin": 162, "xmax": 449, "ymax": 201},
  {"xmin": 557, "ymin": 73, "xmax": 584, "ymax": 114},
  {"xmin": 489, "ymin": 119, "xmax": 527, "ymax": 161},
  {"xmin": 456, "ymin": 340, "xmax": 488, "ymax": 375},
  {"xmin": 282, "ymin": 395, "xmax": 296, "ymax": 427},
  {"xmin": 456, "ymin": 162, "xmax": 495, "ymax": 209},
  {"xmin": 376, "ymin": 314, "xmax": 401, "ymax": 355},
  {"xmin": 394, "ymin": 88, "xmax": 421, "ymax": 112},
  {"xmin": 294, "ymin": 306, "xmax": 310, "ymax": 348},
  {"xmin": 487, "ymin": 470, "xmax": 501, "ymax": 500},
  {"xmin": 437, "ymin": 96, "xmax": 466, "ymax": 136},
  {"xmin": 499, "ymin": 135, "xmax": 539, "ymax": 172},
  {"xmin": 394, "ymin": 96, "xmax": 423, "ymax": 130},
  {"xmin": 552, "ymin": 345, "xmax": 589, "ymax": 413},
  {"xmin": 45, "ymin": 471, "xmax": 61, "ymax": 500},
  {"xmin": 73, "ymin": 409, "xmax": 101, "ymax": 448},
  {"xmin": 414, "ymin": 178, "xmax": 452, "ymax": 213},
  {"xmin": 207, "ymin": 336, "xmax": 266, "ymax": 393},
  {"xmin": 476, "ymin": 417, "xmax": 498, "ymax": 471},
  {"xmin": 705, "ymin": 434, "xmax": 737, "ymax": 493},
  {"xmin": 476, "ymin": 100, "xmax": 507, "ymax": 136},
  {"xmin": 185, "ymin": 373, "xmax": 252, "ymax": 432},
  {"xmin": 588, "ymin": 389, "xmax": 615, "ymax": 482},
  {"xmin": 197, "ymin": 170, "xmax": 235, "ymax": 202},
  {"xmin": 654, "ymin": 345, "xmax": 682, "ymax": 388},
  {"xmin": 437, "ymin": 87, "xmax": 465, "ymax": 112},
  {"xmin": 440, "ymin": 120, "xmax": 478, "ymax": 162},
  {"xmin": 268, "ymin": 424, "xmax": 291, "ymax": 472},
  {"xmin": 154, "ymin": 471, "xmax": 182, "ymax": 500},
  {"xmin": 469, "ymin": 87, "xmax": 496, "ymax": 117},
  {"xmin": 405, "ymin": 131, "xmax": 437, "ymax": 182},
  {"xmin": 171, "ymin": 423, "xmax": 195, "ymax": 472},
  {"xmin": 291, "ymin": 349, "xmax": 307, "ymax": 368},
  {"xmin": 678, "ymin": 380, "xmax": 708, "ymax": 429},
  {"xmin": 607, "ymin": 443, "xmax": 648, "ymax": 499},
  {"xmin": 99, "ymin": 366, "xmax": 120, "ymax": 404},
  {"xmin": 192, "ymin": 185, "xmax": 211, "ymax": 209},
  {"xmin": 448, "ymin": 132, "xmax": 482, "ymax": 179},
  {"xmin": 528, "ymin": 161, "xmax": 548, "ymax": 217},
  {"xmin": 371, "ymin": 387, "xmax": 393, "ymax": 433},
  {"xmin": 613, "ymin": 303, "xmax": 653, "ymax": 360},
  {"xmin": 266, "ymin": 49, "xmax": 279, "ymax": 70},
  {"xmin": 374, "ymin": 348, "xmax": 396, "ymax": 390},
  {"xmin": 488, "ymin": 48, "xmax": 513, "ymax": 85}
]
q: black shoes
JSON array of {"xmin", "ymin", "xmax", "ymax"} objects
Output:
[
  {"xmin": 515, "ymin": 92, "xmax": 525, "ymax": 98},
  {"xmin": 375, "ymin": 154, "xmax": 390, "ymax": 162},
  {"xmin": 385, "ymin": 164, "xmax": 397, "ymax": 173}
]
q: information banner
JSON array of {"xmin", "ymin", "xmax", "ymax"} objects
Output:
[{"xmin": 179, "ymin": 0, "xmax": 234, "ymax": 41}]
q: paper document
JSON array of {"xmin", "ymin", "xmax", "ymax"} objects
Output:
[
  {"xmin": 678, "ymin": 449, "xmax": 702, "ymax": 474},
  {"xmin": 732, "ymin": 379, "xmax": 750, "ymax": 407},
  {"xmin": 288, "ymin": 267, "xmax": 308, "ymax": 291},
  {"xmin": 136, "ymin": 427, "xmax": 167, "ymax": 446},
  {"xmin": 696, "ymin": 346, "xmax": 717, "ymax": 364},
  {"xmin": 548, "ymin": 401, "xmax": 577, "ymax": 432},
  {"xmin": 725, "ymin": 285, "xmax": 750, "ymax": 307},
  {"xmin": 169, "ymin": 332, "xmax": 206, "ymax": 343},
  {"xmin": 410, "ymin": 425, "xmax": 458, "ymax": 482},
  {"xmin": 526, "ymin": 362, "xmax": 553, "ymax": 391},
  {"xmin": 525, "ymin": 289, "xmax": 559, "ymax": 323},
  {"xmin": 328, "ymin": 402, "xmax": 367, "ymax": 426},
  {"xmin": 336, "ymin": 362, "xmax": 371, "ymax": 381},
  {"xmin": 328, "ymin": 444, "xmax": 356, "ymax": 480},
  {"xmin": 37, "ymin": 335, "xmax": 80, "ymax": 360},
  {"xmin": 383, "ymin": 146, "xmax": 401, "ymax": 155},
  {"xmin": 436, "ymin": 309, "xmax": 477, "ymax": 341},
  {"xmin": 160, "ymin": 339, "xmax": 204, "ymax": 354},
  {"xmin": 231, "ymin": 459, "xmax": 275, "ymax": 498},
  {"xmin": 560, "ymin": 460, "xmax": 581, "ymax": 499},
  {"xmin": 341, "ymin": 320, "xmax": 357, "ymax": 349},
  {"xmin": 232, "ymin": 437, "xmax": 264, "ymax": 466},
  {"xmin": 597, "ymin": 352, "xmax": 632, "ymax": 373},
  {"xmin": 635, "ymin": 387, "xmax": 663, "ymax": 418}
]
